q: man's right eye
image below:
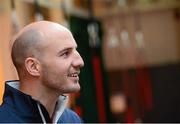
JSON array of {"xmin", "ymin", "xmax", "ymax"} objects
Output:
[{"xmin": 60, "ymin": 51, "xmax": 70, "ymax": 58}]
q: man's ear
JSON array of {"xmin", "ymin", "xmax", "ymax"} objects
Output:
[{"xmin": 25, "ymin": 57, "xmax": 41, "ymax": 76}]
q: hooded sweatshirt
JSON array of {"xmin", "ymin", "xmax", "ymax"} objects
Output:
[{"xmin": 0, "ymin": 80, "xmax": 82, "ymax": 123}]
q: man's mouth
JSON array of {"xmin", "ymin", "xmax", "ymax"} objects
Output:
[
  {"xmin": 67, "ymin": 72, "xmax": 80, "ymax": 83},
  {"xmin": 68, "ymin": 73, "xmax": 79, "ymax": 77},
  {"xmin": 67, "ymin": 71, "xmax": 80, "ymax": 77}
]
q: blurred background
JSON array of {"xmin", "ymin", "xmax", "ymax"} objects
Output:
[{"xmin": 0, "ymin": 0, "xmax": 180, "ymax": 123}]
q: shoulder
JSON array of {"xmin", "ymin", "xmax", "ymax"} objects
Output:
[
  {"xmin": 0, "ymin": 103, "xmax": 10, "ymax": 118},
  {"xmin": 58, "ymin": 108, "xmax": 83, "ymax": 123},
  {"xmin": 0, "ymin": 104, "xmax": 18, "ymax": 122}
]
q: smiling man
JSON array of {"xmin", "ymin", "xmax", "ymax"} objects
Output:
[{"xmin": 0, "ymin": 21, "xmax": 84, "ymax": 123}]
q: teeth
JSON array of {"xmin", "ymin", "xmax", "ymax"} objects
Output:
[{"xmin": 68, "ymin": 73, "xmax": 78, "ymax": 77}]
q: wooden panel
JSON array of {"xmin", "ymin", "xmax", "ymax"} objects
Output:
[
  {"xmin": 0, "ymin": 0, "xmax": 18, "ymax": 103},
  {"xmin": 102, "ymin": 9, "xmax": 180, "ymax": 70},
  {"xmin": 141, "ymin": 10, "xmax": 179, "ymax": 65},
  {"xmin": 0, "ymin": 52, "xmax": 4, "ymax": 104}
]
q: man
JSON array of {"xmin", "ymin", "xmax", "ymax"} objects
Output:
[{"xmin": 0, "ymin": 21, "xmax": 84, "ymax": 123}]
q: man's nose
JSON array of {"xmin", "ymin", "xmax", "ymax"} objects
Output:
[{"xmin": 73, "ymin": 51, "xmax": 84, "ymax": 68}]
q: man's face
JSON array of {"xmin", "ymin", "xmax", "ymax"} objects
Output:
[{"xmin": 39, "ymin": 30, "xmax": 84, "ymax": 94}]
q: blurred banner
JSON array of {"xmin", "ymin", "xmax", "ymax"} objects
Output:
[{"xmin": 69, "ymin": 16, "xmax": 112, "ymax": 123}]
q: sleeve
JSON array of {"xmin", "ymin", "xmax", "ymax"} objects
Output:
[{"xmin": 58, "ymin": 108, "xmax": 83, "ymax": 123}]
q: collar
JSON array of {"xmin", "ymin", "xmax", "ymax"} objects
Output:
[{"xmin": 4, "ymin": 80, "xmax": 68, "ymax": 123}]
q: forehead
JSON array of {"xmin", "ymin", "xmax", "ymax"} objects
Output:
[{"xmin": 44, "ymin": 29, "xmax": 77, "ymax": 51}]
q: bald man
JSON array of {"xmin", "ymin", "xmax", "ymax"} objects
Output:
[{"xmin": 0, "ymin": 21, "xmax": 84, "ymax": 123}]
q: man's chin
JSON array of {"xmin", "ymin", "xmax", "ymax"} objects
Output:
[
  {"xmin": 71, "ymin": 86, "xmax": 81, "ymax": 93},
  {"xmin": 66, "ymin": 85, "xmax": 81, "ymax": 93}
]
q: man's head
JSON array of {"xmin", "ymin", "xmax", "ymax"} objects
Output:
[{"xmin": 11, "ymin": 21, "xmax": 84, "ymax": 94}]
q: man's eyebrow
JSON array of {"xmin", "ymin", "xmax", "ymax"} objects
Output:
[
  {"xmin": 57, "ymin": 44, "xmax": 77, "ymax": 53},
  {"xmin": 57, "ymin": 47, "xmax": 72, "ymax": 54}
]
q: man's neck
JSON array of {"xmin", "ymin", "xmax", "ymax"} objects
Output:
[
  {"xmin": 37, "ymin": 95, "xmax": 58, "ymax": 118},
  {"xmin": 19, "ymin": 80, "xmax": 59, "ymax": 118}
]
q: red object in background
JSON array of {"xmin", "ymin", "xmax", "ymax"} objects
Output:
[
  {"xmin": 125, "ymin": 106, "xmax": 135, "ymax": 123},
  {"xmin": 74, "ymin": 106, "xmax": 83, "ymax": 117},
  {"xmin": 122, "ymin": 70, "xmax": 136, "ymax": 123},
  {"xmin": 122, "ymin": 68, "xmax": 153, "ymax": 122},
  {"xmin": 136, "ymin": 68, "xmax": 153, "ymax": 111},
  {"xmin": 92, "ymin": 56, "xmax": 107, "ymax": 122}
]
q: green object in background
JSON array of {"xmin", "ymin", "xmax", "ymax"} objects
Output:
[
  {"xmin": 69, "ymin": 16, "xmax": 112, "ymax": 123},
  {"xmin": 69, "ymin": 16, "xmax": 99, "ymax": 122}
]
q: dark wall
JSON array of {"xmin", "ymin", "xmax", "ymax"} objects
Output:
[
  {"xmin": 143, "ymin": 63, "xmax": 180, "ymax": 122},
  {"xmin": 107, "ymin": 63, "xmax": 180, "ymax": 122}
]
